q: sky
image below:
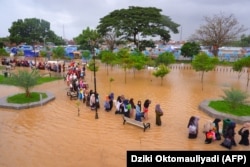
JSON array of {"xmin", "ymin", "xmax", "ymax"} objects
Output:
[{"xmin": 1, "ymin": 0, "xmax": 250, "ymax": 41}]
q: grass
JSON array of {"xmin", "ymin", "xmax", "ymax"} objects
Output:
[
  {"xmin": 0, "ymin": 74, "xmax": 62, "ymax": 86},
  {"xmin": 0, "ymin": 73, "xmax": 61, "ymax": 104},
  {"xmin": 209, "ymin": 100, "xmax": 250, "ymax": 116},
  {"xmin": 7, "ymin": 92, "xmax": 48, "ymax": 104}
]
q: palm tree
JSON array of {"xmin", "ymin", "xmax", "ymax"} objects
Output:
[{"xmin": 10, "ymin": 69, "xmax": 40, "ymax": 97}]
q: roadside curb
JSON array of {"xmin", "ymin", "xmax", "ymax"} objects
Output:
[
  {"xmin": 0, "ymin": 92, "xmax": 55, "ymax": 110},
  {"xmin": 199, "ymin": 99, "xmax": 250, "ymax": 124}
]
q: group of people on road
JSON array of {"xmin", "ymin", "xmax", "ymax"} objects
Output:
[{"xmin": 187, "ymin": 116, "xmax": 250, "ymax": 149}]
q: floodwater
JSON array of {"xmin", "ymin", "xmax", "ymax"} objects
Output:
[{"xmin": 0, "ymin": 63, "xmax": 250, "ymax": 167}]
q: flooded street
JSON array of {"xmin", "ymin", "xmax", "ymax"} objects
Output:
[{"xmin": 0, "ymin": 63, "xmax": 249, "ymax": 167}]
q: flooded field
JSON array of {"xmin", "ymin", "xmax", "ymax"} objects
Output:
[{"xmin": 0, "ymin": 63, "xmax": 249, "ymax": 167}]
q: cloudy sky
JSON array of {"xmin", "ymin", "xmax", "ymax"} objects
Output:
[{"xmin": 1, "ymin": 0, "xmax": 250, "ymax": 41}]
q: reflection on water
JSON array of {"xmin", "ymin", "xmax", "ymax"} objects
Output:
[{"xmin": 0, "ymin": 64, "xmax": 249, "ymax": 167}]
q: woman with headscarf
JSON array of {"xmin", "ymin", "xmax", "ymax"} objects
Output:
[
  {"xmin": 238, "ymin": 122, "xmax": 250, "ymax": 146},
  {"xmin": 123, "ymin": 99, "xmax": 130, "ymax": 118},
  {"xmin": 203, "ymin": 120, "xmax": 216, "ymax": 144},
  {"xmin": 129, "ymin": 98, "xmax": 136, "ymax": 118},
  {"xmin": 135, "ymin": 104, "xmax": 144, "ymax": 122},
  {"xmin": 143, "ymin": 99, "xmax": 151, "ymax": 120},
  {"xmin": 155, "ymin": 104, "xmax": 163, "ymax": 126},
  {"xmin": 213, "ymin": 118, "xmax": 221, "ymax": 140},
  {"xmin": 115, "ymin": 96, "xmax": 123, "ymax": 114},
  {"xmin": 221, "ymin": 121, "xmax": 236, "ymax": 149},
  {"xmin": 104, "ymin": 95, "xmax": 111, "ymax": 111},
  {"xmin": 109, "ymin": 93, "xmax": 114, "ymax": 111},
  {"xmin": 90, "ymin": 93, "xmax": 96, "ymax": 110},
  {"xmin": 187, "ymin": 116, "xmax": 199, "ymax": 139}
]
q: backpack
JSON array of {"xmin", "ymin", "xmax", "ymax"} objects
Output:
[
  {"xmin": 104, "ymin": 101, "xmax": 110, "ymax": 109},
  {"xmin": 206, "ymin": 131, "xmax": 213, "ymax": 139},
  {"xmin": 189, "ymin": 125, "xmax": 197, "ymax": 134}
]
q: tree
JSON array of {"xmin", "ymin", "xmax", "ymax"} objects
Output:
[
  {"xmin": 192, "ymin": 52, "xmax": 219, "ymax": 90},
  {"xmin": 98, "ymin": 30, "xmax": 117, "ymax": 51},
  {"xmin": 130, "ymin": 50, "xmax": 149, "ymax": 78},
  {"xmin": 116, "ymin": 48, "xmax": 133, "ymax": 83},
  {"xmin": 74, "ymin": 27, "xmax": 101, "ymax": 50},
  {"xmin": 8, "ymin": 18, "xmax": 65, "ymax": 45},
  {"xmin": 181, "ymin": 42, "xmax": 201, "ymax": 59},
  {"xmin": 100, "ymin": 50, "xmax": 116, "ymax": 75},
  {"xmin": 9, "ymin": 69, "xmax": 40, "ymax": 97},
  {"xmin": 52, "ymin": 46, "xmax": 65, "ymax": 60},
  {"xmin": 232, "ymin": 59, "xmax": 244, "ymax": 79},
  {"xmin": 82, "ymin": 50, "xmax": 91, "ymax": 63},
  {"xmin": 155, "ymin": 52, "xmax": 175, "ymax": 66},
  {"xmin": 233, "ymin": 56, "xmax": 250, "ymax": 88},
  {"xmin": 0, "ymin": 48, "xmax": 9, "ymax": 56},
  {"xmin": 87, "ymin": 59, "xmax": 99, "ymax": 81},
  {"xmin": 229, "ymin": 34, "xmax": 250, "ymax": 47},
  {"xmin": 138, "ymin": 40, "xmax": 155, "ymax": 51},
  {"xmin": 190, "ymin": 13, "xmax": 247, "ymax": 56},
  {"xmin": 152, "ymin": 64, "xmax": 170, "ymax": 85},
  {"xmin": 97, "ymin": 6, "xmax": 179, "ymax": 49},
  {"xmin": 239, "ymin": 34, "xmax": 250, "ymax": 47}
]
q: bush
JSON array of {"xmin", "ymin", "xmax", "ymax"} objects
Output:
[
  {"xmin": 0, "ymin": 48, "xmax": 9, "ymax": 56},
  {"xmin": 221, "ymin": 88, "xmax": 249, "ymax": 109}
]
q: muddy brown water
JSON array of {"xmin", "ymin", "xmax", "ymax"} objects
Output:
[{"xmin": 0, "ymin": 63, "xmax": 250, "ymax": 167}]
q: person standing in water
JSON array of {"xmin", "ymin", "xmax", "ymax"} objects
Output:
[
  {"xmin": 143, "ymin": 99, "xmax": 151, "ymax": 120},
  {"xmin": 238, "ymin": 122, "xmax": 250, "ymax": 146},
  {"xmin": 155, "ymin": 104, "xmax": 163, "ymax": 126}
]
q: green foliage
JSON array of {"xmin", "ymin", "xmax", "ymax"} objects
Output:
[
  {"xmin": 116, "ymin": 48, "xmax": 134, "ymax": 83},
  {"xmin": 97, "ymin": 6, "xmax": 179, "ymax": 47},
  {"xmin": 87, "ymin": 59, "xmax": 99, "ymax": 72},
  {"xmin": 155, "ymin": 52, "xmax": 175, "ymax": 66},
  {"xmin": 130, "ymin": 50, "xmax": 148, "ymax": 71},
  {"xmin": 7, "ymin": 92, "xmax": 47, "ymax": 104},
  {"xmin": 82, "ymin": 50, "xmax": 91, "ymax": 61},
  {"xmin": 0, "ymin": 41, "xmax": 4, "ymax": 48},
  {"xmin": 192, "ymin": 52, "xmax": 219, "ymax": 90},
  {"xmin": 0, "ymin": 48, "xmax": 9, "ymax": 56},
  {"xmin": 192, "ymin": 52, "xmax": 219, "ymax": 72},
  {"xmin": 8, "ymin": 18, "xmax": 65, "ymax": 45},
  {"xmin": 39, "ymin": 50, "xmax": 47, "ymax": 57},
  {"xmin": 100, "ymin": 50, "xmax": 117, "ymax": 75},
  {"xmin": 74, "ymin": 27, "xmax": 101, "ymax": 50},
  {"xmin": 0, "ymin": 75, "xmax": 62, "ymax": 85},
  {"xmin": 233, "ymin": 56, "xmax": 250, "ymax": 86},
  {"xmin": 180, "ymin": 42, "xmax": 201, "ymax": 58},
  {"xmin": 138, "ymin": 40, "xmax": 155, "ymax": 51},
  {"xmin": 100, "ymin": 50, "xmax": 116, "ymax": 65},
  {"xmin": 152, "ymin": 64, "xmax": 170, "ymax": 85},
  {"xmin": 240, "ymin": 56, "xmax": 250, "ymax": 67},
  {"xmin": 9, "ymin": 69, "xmax": 41, "ymax": 97},
  {"xmin": 221, "ymin": 88, "xmax": 249, "ymax": 109},
  {"xmin": 52, "ymin": 46, "xmax": 65, "ymax": 59},
  {"xmin": 116, "ymin": 48, "xmax": 133, "ymax": 69},
  {"xmin": 233, "ymin": 34, "xmax": 250, "ymax": 47},
  {"xmin": 233, "ymin": 59, "xmax": 244, "ymax": 78},
  {"xmin": 209, "ymin": 100, "xmax": 250, "ymax": 116}
]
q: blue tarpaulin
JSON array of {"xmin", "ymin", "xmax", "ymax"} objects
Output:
[
  {"xmin": 21, "ymin": 45, "xmax": 39, "ymax": 57},
  {"xmin": 65, "ymin": 46, "xmax": 77, "ymax": 59}
]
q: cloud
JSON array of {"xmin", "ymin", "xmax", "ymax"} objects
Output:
[{"xmin": 1, "ymin": 0, "xmax": 249, "ymax": 41}]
